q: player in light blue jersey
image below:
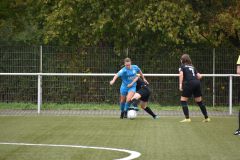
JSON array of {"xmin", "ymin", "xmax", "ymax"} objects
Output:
[{"xmin": 110, "ymin": 58, "xmax": 148, "ymax": 119}]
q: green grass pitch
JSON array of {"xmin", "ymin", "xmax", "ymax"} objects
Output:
[{"xmin": 0, "ymin": 116, "xmax": 239, "ymax": 160}]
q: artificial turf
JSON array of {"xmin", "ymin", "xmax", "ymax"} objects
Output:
[
  {"xmin": 0, "ymin": 116, "xmax": 239, "ymax": 160},
  {"xmin": 0, "ymin": 102, "xmax": 239, "ymax": 112}
]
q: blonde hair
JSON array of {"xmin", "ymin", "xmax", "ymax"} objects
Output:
[{"xmin": 124, "ymin": 57, "xmax": 131, "ymax": 63}]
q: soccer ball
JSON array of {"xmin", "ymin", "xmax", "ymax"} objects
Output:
[{"xmin": 127, "ymin": 110, "xmax": 137, "ymax": 119}]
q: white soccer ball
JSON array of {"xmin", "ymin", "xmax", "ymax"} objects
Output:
[{"xmin": 127, "ymin": 110, "xmax": 137, "ymax": 119}]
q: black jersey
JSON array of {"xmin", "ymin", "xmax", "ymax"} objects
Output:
[
  {"xmin": 179, "ymin": 64, "xmax": 198, "ymax": 82},
  {"xmin": 136, "ymin": 78, "xmax": 148, "ymax": 91}
]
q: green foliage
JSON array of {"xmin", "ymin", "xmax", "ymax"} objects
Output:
[
  {"xmin": 210, "ymin": 2, "xmax": 240, "ymax": 47},
  {"xmin": 189, "ymin": 0, "xmax": 240, "ymax": 48},
  {"xmin": 136, "ymin": 1, "xmax": 202, "ymax": 45},
  {"xmin": 0, "ymin": 0, "xmax": 240, "ymax": 48}
]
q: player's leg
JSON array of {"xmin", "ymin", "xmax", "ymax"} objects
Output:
[
  {"xmin": 124, "ymin": 86, "xmax": 136, "ymax": 117},
  {"xmin": 140, "ymin": 101, "xmax": 158, "ymax": 119},
  {"xmin": 130, "ymin": 93, "xmax": 141, "ymax": 106},
  {"xmin": 129, "ymin": 87, "xmax": 149, "ymax": 111},
  {"xmin": 180, "ymin": 84, "xmax": 191, "ymax": 122},
  {"xmin": 125, "ymin": 91, "xmax": 135, "ymax": 111},
  {"xmin": 138, "ymin": 87, "xmax": 158, "ymax": 119},
  {"xmin": 180, "ymin": 96, "xmax": 191, "ymax": 122},
  {"xmin": 128, "ymin": 92, "xmax": 141, "ymax": 111},
  {"xmin": 193, "ymin": 82, "xmax": 210, "ymax": 122},
  {"xmin": 194, "ymin": 96, "xmax": 210, "ymax": 122},
  {"xmin": 234, "ymin": 110, "xmax": 240, "ymax": 135},
  {"xmin": 120, "ymin": 86, "xmax": 127, "ymax": 119},
  {"xmin": 119, "ymin": 96, "xmax": 126, "ymax": 119},
  {"xmin": 239, "ymin": 109, "xmax": 240, "ymax": 130}
]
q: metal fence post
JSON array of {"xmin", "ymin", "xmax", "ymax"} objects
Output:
[
  {"xmin": 213, "ymin": 48, "xmax": 215, "ymax": 107},
  {"xmin": 37, "ymin": 74, "xmax": 42, "ymax": 114},
  {"xmin": 40, "ymin": 45, "xmax": 42, "ymax": 73},
  {"xmin": 37, "ymin": 45, "xmax": 43, "ymax": 114},
  {"xmin": 229, "ymin": 75, "xmax": 233, "ymax": 115}
]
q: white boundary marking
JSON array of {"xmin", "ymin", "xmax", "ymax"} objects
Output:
[{"xmin": 0, "ymin": 142, "xmax": 141, "ymax": 160}]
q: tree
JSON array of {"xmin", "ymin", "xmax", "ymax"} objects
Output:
[
  {"xmin": 0, "ymin": 0, "xmax": 239, "ymax": 49},
  {"xmin": 189, "ymin": 0, "xmax": 240, "ymax": 48},
  {"xmin": 42, "ymin": 0, "xmax": 203, "ymax": 48}
]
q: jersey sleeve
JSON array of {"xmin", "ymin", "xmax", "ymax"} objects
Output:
[
  {"xmin": 237, "ymin": 55, "xmax": 240, "ymax": 65},
  {"xmin": 134, "ymin": 65, "xmax": 141, "ymax": 73},
  {"xmin": 117, "ymin": 68, "xmax": 124, "ymax": 77},
  {"xmin": 178, "ymin": 66, "xmax": 183, "ymax": 72}
]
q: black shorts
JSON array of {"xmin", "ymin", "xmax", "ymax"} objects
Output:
[
  {"xmin": 137, "ymin": 86, "xmax": 151, "ymax": 102},
  {"xmin": 182, "ymin": 80, "xmax": 202, "ymax": 98}
]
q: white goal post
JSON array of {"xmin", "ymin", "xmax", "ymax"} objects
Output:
[{"xmin": 0, "ymin": 73, "xmax": 238, "ymax": 115}]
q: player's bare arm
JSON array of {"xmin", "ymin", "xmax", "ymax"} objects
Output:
[
  {"xmin": 127, "ymin": 76, "xmax": 139, "ymax": 88},
  {"xmin": 179, "ymin": 71, "xmax": 183, "ymax": 91},
  {"xmin": 237, "ymin": 66, "xmax": 240, "ymax": 74},
  {"xmin": 139, "ymin": 70, "xmax": 148, "ymax": 84},
  {"xmin": 110, "ymin": 74, "xmax": 118, "ymax": 85}
]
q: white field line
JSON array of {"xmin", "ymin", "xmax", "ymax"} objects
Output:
[{"xmin": 0, "ymin": 142, "xmax": 141, "ymax": 160}]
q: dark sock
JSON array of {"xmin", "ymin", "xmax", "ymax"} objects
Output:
[
  {"xmin": 238, "ymin": 110, "xmax": 240, "ymax": 130},
  {"xmin": 197, "ymin": 101, "xmax": 208, "ymax": 119},
  {"xmin": 120, "ymin": 111, "xmax": 124, "ymax": 119},
  {"xmin": 130, "ymin": 98, "xmax": 139, "ymax": 107},
  {"xmin": 144, "ymin": 107, "xmax": 156, "ymax": 118},
  {"xmin": 181, "ymin": 101, "xmax": 189, "ymax": 119},
  {"xmin": 120, "ymin": 102, "xmax": 125, "ymax": 112},
  {"xmin": 123, "ymin": 111, "xmax": 127, "ymax": 118}
]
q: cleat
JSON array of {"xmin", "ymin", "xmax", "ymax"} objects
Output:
[
  {"xmin": 180, "ymin": 118, "xmax": 191, "ymax": 123},
  {"xmin": 234, "ymin": 129, "xmax": 240, "ymax": 135},
  {"xmin": 202, "ymin": 118, "xmax": 211, "ymax": 122},
  {"xmin": 153, "ymin": 115, "xmax": 160, "ymax": 119}
]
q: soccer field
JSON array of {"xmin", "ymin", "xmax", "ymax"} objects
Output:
[{"xmin": 0, "ymin": 116, "xmax": 239, "ymax": 160}]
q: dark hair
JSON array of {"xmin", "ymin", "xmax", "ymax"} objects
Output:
[
  {"xmin": 124, "ymin": 57, "xmax": 131, "ymax": 63},
  {"xmin": 181, "ymin": 54, "xmax": 192, "ymax": 65}
]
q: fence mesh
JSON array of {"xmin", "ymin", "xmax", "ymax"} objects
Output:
[
  {"xmin": 0, "ymin": 45, "xmax": 239, "ymax": 107},
  {"xmin": 0, "ymin": 76, "xmax": 37, "ymax": 103},
  {"xmin": 0, "ymin": 75, "xmax": 234, "ymax": 107}
]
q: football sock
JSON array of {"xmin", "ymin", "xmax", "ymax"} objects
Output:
[
  {"xmin": 181, "ymin": 101, "xmax": 189, "ymax": 119},
  {"xmin": 238, "ymin": 110, "xmax": 240, "ymax": 130},
  {"xmin": 197, "ymin": 101, "xmax": 208, "ymax": 119},
  {"xmin": 144, "ymin": 107, "xmax": 156, "ymax": 118},
  {"xmin": 123, "ymin": 111, "xmax": 127, "ymax": 118},
  {"xmin": 125, "ymin": 102, "xmax": 131, "ymax": 111},
  {"xmin": 130, "ymin": 98, "xmax": 139, "ymax": 107},
  {"xmin": 120, "ymin": 112, "xmax": 124, "ymax": 119},
  {"xmin": 120, "ymin": 102, "xmax": 125, "ymax": 112}
]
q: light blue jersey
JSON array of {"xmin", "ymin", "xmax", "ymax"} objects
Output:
[{"xmin": 117, "ymin": 65, "xmax": 141, "ymax": 96}]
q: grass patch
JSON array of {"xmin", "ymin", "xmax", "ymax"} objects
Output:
[
  {"xmin": 0, "ymin": 116, "xmax": 239, "ymax": 160},
  {"xmin": 0, "ymin": 102, "xmax": 239, "ymax": 112}
]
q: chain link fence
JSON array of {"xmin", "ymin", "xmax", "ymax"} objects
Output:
[{"xmin": 0, "ymin": 45, "xmax": 239, "ymax": 107}]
